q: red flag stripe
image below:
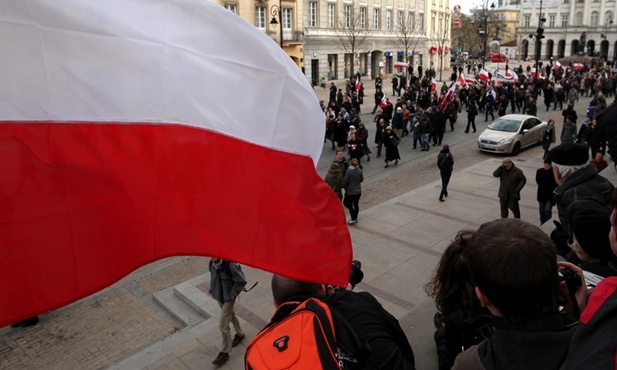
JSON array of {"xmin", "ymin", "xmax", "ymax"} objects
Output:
[{"xmin": 0, "ymin": 122, "xmax": 351, "ymax": 326}]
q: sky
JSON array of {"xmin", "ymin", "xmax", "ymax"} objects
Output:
[{"xmin": 454, "ymin": 0, "xmax": 488, "ymax": 15}]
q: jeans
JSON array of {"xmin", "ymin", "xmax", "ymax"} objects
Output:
[
  {"xmin": 539, "ymin": 200, "xmax": 553, "ymax": 225},
  {"xmin": 421, "ymin": 133, "xmax": 430, "ymax": 150},
  {"xmin": 345, "ymin": 193, "xmax": 362, "ymax": 221}
]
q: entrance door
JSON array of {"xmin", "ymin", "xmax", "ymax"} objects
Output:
[{"xmin": 311, "ymin": 59, "xmax": 319, "ymax": 87}]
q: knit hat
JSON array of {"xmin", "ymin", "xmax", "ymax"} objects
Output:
[
  {"xmin": 568, "ymin": 199, "xmax": 615, "ymax": 262},
  {"xmin": 547, "ymin": 143, "xmax": 589, "ymax": 166},
  {"xmin": 443, "ymin": 144, "xmax": 450, "ymax": 150}
]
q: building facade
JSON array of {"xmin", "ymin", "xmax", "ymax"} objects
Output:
[
  {"xmin": 303, "ymin": 0, "xmax": 451, "ymax": 87},
  {"xmin": 210, "ymin": 0, "xmax": 305, "ymax": 68},
  {"xmin": 517, "ymin": 0, "xmax": 617, "ymax": 62}
]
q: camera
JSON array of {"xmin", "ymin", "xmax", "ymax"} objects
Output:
[{"xmin": 558, "ymin": 267, "xmax": 582, "ymax": 298}]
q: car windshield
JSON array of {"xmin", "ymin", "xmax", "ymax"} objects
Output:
[{"xmin": 488, "ymin": 119, "xmax": 521, "ymax": 133}]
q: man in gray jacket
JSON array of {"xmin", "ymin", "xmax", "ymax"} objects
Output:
[
  {"xmin": 493, "ymin": 158, "xmax": 527, "ymax": 218},
  {"xmin": 209, "ymin": 258, "xmax": 247, "ymax": 366}
]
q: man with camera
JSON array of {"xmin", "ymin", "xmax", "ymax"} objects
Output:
[{"xmin": 452, "ymin": 219, "xmax": 581, "ymax": 370}]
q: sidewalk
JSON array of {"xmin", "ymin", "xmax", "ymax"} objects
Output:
[{"xmin": 106, "ymin": 150, "xmax": 603, "ymax": 370}]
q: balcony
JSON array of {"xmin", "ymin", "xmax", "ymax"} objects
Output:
[{"xmin": 266, "ymin": 30, "xmax": 303, "ymax": 44}]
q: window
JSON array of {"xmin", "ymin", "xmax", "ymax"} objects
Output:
[
  {"xmin": 576, "ymin": 0, "xmax": 583, "ymax": 3},
  {"xmin": 591, "ymin": 11, "xmax": 599, "ymax": 27},
  {"xmin": 344, "ymin": 5, "xmax": 351, "ymax": 28},
  {"xmin": 255, "ymin": 6, "xmax": 266, "ymax": 30},
  {"xmin": 328, "ymin": 3, "xmax": 336, "ymax": 28},
  {"xmin": 563, "ymin": 0, "xmax": 569, "ymax": 3},
  {"xmin": 524, "ymin": 15, "xmax": 530, "ymax": 27},
  {"xmin": 360, "ymin": 7, "xmax": 366, "ymax": 29},
  {"xmin": 373, "ymin": 8, "xmax": 380, "ymax": 30},
  {"xmin": 309, "ymin": 2, "xmax": 317, "ymax": 27},
  {"xmin": 386, "ymin": 10, "xmax": 392, "ymax": 30},
  {"xmin": 418, "ymin": 13, "xmax": 424, "ymax": 32},
  {"xmin": 561, "ymin": 14, "xmax": 569, "ymax": 27},
  {"xmin": 224, "ymin": 3, "xmax": 237, "ymax": 14},
  {"xmin": 409, "ymin": 12, "xmax": 415, "ymax": 31},
  {"xmin": 397, "ymin": 10, "xmax": 404, "ymax": 31},
  {"xmin": 283, "ymin": 8, "xmax": 292, "ymax": 40},
  {"xmin": 431, "ymin": 15, "xmax": 436, "ymax": 37},
  {"xmin": 606, "ymin": 12, "xmax": 615, "ymax": 24},
  {"xmin": 549, "ymin": 14, "xmax": 555, "ymax": 27}
]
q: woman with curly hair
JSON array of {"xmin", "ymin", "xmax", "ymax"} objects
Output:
[{"xmin": 425, "ymin": 230, "xmax": 493, "ymax": 370}]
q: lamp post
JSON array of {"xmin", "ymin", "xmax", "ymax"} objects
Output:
[
  {"xmin": 601, "ymin": 18, "xmax": 614, "ymax": 61},
  {"xmin": 478, "ymin": 2, "xmax": 495, "ymax": 69},
  {"xmin": 534, "ymin": 0, "xmax": 545, "ymax": 84},
  {"xmin": 270, "ymin": 3, "xmax": 283, "ymax": 49}
]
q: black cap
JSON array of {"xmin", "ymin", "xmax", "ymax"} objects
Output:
[
  {"xmin": 349, "ymin": 260, "xmax": 364, "ymax": 285},
  {"xmin": 546, "ymin": 143, "xmax": 589, "ymax": 166}
]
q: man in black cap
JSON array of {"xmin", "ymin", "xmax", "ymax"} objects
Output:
[{"xmin": 547, "ymin": 143, "xmax": 614, "ymax": 255}]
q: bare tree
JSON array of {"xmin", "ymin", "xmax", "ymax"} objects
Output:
[
  {"xmin": 434, "ymin": 15, "xmax": 451, "ymax": 81},
  {"xmin": 393, "ymin": 13, "xmax": 423, "ymax": 77},
  {"xmin": 336, "ymin": 6, "xmax": 371, "ymax": 79}
]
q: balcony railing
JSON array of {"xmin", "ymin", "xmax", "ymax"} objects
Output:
[{"xmin": 266, "ymin": 30, "xmax": 303, "ymax": 43}]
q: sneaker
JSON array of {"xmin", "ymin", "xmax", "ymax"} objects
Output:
[
  {"xmin": 348, "ymin": 219, "xmax": 358, "ymax": 225},
  {"xmin": 212, "ymin": 352, "xmax": 230, "ymax": 366},
  {"xmin": 232, "ymin": 333, "xmax": 245, "ymax": 347}
]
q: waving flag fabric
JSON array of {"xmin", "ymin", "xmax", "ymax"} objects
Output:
[
  {"xmin": 431, "ymin": 77, "xmax": 438, "ymax": 92},
  {"xmin": 479, "ymin": 69, "xmax": 490, "ymax": 81},
  {"xmin": 457, "ymin": 72, "xmax": 467, "ymax": 86},
  {"xmin": 0, "ymin": 0, "xmax": 352, "ymax": 327}
]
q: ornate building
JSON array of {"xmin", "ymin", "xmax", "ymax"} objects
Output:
[
  {"xmin": 303, "ymin": 0, "xmax": 452, "ymax": 86},
  {"xmin": 517, "ymin": 0, "xmax": 617, "ymax": 61}
]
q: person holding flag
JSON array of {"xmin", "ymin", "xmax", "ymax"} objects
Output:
[{"xmin": 484, "ymin": 86, "xmax": 497, "ymax": 122}]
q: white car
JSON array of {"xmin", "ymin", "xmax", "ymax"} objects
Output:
[{"xmin": 477, "ymin": 114, "xmax": 547, "ymax": 155}]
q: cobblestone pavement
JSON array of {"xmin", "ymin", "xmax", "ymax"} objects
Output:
[{"xmin": 0, "ymin": 60, "xmax": 595, "ymax": 369}]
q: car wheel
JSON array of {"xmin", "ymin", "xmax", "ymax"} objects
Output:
[{"xmin": 511, "ymin": 142, "xmax": 521, "ymax": 156}]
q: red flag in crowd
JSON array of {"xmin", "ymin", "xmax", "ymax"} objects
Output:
[{"xmin": 0, "ymin": 0, "xmax": 352, "ymax": 327}]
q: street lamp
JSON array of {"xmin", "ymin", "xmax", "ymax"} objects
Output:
[
  {"xmin": 270, "ymin": 3, "xmax": 284, "ymax": 49},
  {"xmin": 534, "ymin": 0, "xmax": 545, "ymax": 84},
  {"xmin": 601, "ymin": 19, "xmax": 613, "ymax": 61}
]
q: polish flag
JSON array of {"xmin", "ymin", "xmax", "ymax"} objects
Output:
[
  {"xmin": 465, "ymin": 77, "xmax": 478, "ymax": 85},
  {"xmin": 554, "ymin": 60, "xmax": 562, "ymax": 69},
  {"xmin": 431, "ymin": 77, "xmax": 438, "ymax": 92},
  {"xmin": 531, "ymin": 68, "xmax": 539, "ymax": 78},
  {"xmin": 458, "ymin": 72, "xmax": 467, "ymax": 86},
  {"xmin": 0, "ymin": 0, "xmax": 352, "ymax": 327},
  {"xmin": 355, "ymin": 76, "xmax": 361, "ymax": 92},
  {"xmin": 505, "ymin": 69, "xmax": 519, "ymax": 81},
  {"xmin": 443, "ymin": 83, "xmax": 457, "ymax": 102},
  {"xmin": 479, "ymin": 68, "xmax": 490, "ymax": 81}
]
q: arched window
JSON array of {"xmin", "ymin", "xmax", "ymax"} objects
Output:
[{"xmin": 591, "ymin": 11, "xmax": 600, "ymax": 27}]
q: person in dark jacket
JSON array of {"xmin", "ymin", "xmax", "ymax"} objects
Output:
[
  {"xmin": 452, "ymin": 219, "xmax": 580, "ymax": 370},
  {"xmin": 542, "ymin": 119, "xmax": 557, "ymax": 159},
  {"xmin": 493, "ymin": 158, "xmax": 527, "ymax": 219},
  {"xmin": 343, "ymin": 158, "xmax": 363, "ymax": 224},
  {"xmin": 209, "ymin": 258, "xmax": 247, "ymax": 365},
  {"xmin": 464, "ymin": 102, "xmax": 478, "ymax": 133},
  {"xmin": 383, "ymin": 126, "xmax": 401, "ymax": 168},
  {"xmin": 536, "ymin": 159, "xmax": 558, "ymax": 225},
  {"xmin": 270, "ymin": 275, "xmax": 416, "ymax": 370},
  {"xmin": 324, "ymin": 163, "xmax": 344, "ymax": 200},
  {"xmin": 437, "ymin": 145, "xmax": 454, "ymax": 202},
  {"xmin": 561, "ymin": 188, "xmax": 617, "ymax": 370}
]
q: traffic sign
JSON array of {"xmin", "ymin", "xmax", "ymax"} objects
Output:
[
  {"xmin": 453, "ymin": 4, "xmax": 461, "ymax": 13},
  {"xmin": 453, "ymin": 18, "xmax": 461, "ymax": 27}
]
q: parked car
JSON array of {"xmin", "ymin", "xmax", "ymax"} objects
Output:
[
  {"xmin": 486, "ymin": 52, "xmax": 509, "ymax": 63},
  {"xmin": 477, "ymin": 114, "xmax": 547, "ymax": 155}
]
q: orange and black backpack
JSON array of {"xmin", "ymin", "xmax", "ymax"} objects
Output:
[{"xmin": 245, "ymin": 297, "xmax": 370, "ymax": 370}]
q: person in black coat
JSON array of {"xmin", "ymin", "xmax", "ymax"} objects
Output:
[
  {"xmin": 535, "ymin": 159, "xmax": 558, "ymax": 225},
  {"xmin": 437, "ymin": 145, "xmax": 454, "ymax": 202},
  {"xmin": 465, "ymin": 102, "xmax": 478, "ymax": 133}
]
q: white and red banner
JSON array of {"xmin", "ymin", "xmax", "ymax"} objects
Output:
[
  {"xmin": 457, "ymin": 72, "xmax": 467, "ymax": 86},
  {"xmin": 479, "ymin": 69, "xmax": 490, "ymax": 81},
  {"xmin": 431, "ymin": 77, "xmax": 438, "ymax": 92},
  {"xmin": 355, "ymin": 76, "xmax": 361, "ymax": 91},
  {"xmin": 0, "ymin": 0, "xmax": 352, "ymax": 327},
  {"xmin": 394, "ymin": 61, "xmax": 409, "ymax": 69},
  {"xmin": 554, "ymin": 60, "xmax": 562, "ymax": 69}
]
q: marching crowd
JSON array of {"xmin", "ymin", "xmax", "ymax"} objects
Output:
[{"xmin": 309, "ymin": 60, "xmax": 617, "ymax": 370}]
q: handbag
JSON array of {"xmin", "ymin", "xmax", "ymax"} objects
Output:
[{"xmin": 391, "ymin": 136, "xmax": 401, "ymax": 146}]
